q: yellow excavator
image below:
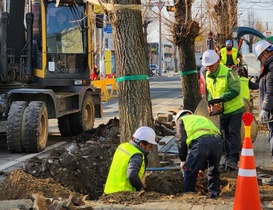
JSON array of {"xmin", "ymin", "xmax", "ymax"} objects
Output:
[{"xmin": 0, "ymin": 0, "xmax": 102, "ymax": 153}]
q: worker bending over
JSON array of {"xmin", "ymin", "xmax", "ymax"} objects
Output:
[{"xmin": 175, "ymin": 110, "xmax": 223, "ymax": 199}]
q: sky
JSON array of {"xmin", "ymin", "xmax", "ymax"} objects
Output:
[
  {"xmin": 238, "ymin": 0, "xmax": 273, "ymax": 31},
  {"xmin": 146, "ymin": 0, "xmax": 273, "ymax": 44}
]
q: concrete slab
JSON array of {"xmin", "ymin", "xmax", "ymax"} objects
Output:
[{"xmin": 158, "ymin": 136, "xmax": 178, "ymax": 153}]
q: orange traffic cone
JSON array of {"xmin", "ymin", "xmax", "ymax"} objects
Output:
[{"xmin": 233, "ymin": 112, "xmax": 261, "ymax": 210}]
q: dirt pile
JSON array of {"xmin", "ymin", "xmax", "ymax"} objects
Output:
[{"xmin": 0, "ymin": 169, "xmax": 77, "ymax": 200}]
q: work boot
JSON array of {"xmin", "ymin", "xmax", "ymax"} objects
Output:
[
  {"xmin": 219, "ymin": 163, "xmax": 227, "ymax": 172},
  {"xmin": 226, "ymin": 156, "xmax": 238, "ymax": 170},
  {"xmin": 226, "ymin": 160, "xmax": 238, "ymax": 170}
]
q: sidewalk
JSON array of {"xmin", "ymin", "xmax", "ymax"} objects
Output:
[
  {"xmin": 251, "ymin": 91, "xmax": 273, "ymax": 170},
  {"xmin": 253, "ymin": 132, "xmax": 273, "ymax": 170},
  {"xmin": 149, "ymin": 69, "xmax": 180, "ymax": 78}
]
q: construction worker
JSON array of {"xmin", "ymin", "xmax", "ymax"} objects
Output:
[
  {"xmin": 254, "ymin": 40, "xmax": 273, "ymax": 164},
  {"xmin": 104, "ymin": 126, "xmax": 157, "ymax": 194},
  {"xmin": 220, "ymin": 40, "xmax": 242, "ymax": 67},
  {"xmin": 202, "ymin": 50, "xmax": 244, "ymax": 170},
  {"xmin": 91, "ymin": 65, "xmax": 100, "ymax": 80},
  {"xmin": 175, "ymin": 110, "xmax": 223, "ymax": 199},
  {"xmin": 236, "ymin": 66, "xmax": 259, "ymax": 101},
  {"xmin": 48, "ymin": 9, "xmax": 70, "ymax": 34}
]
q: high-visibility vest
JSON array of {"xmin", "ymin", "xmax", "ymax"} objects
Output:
[
  {"xmin": 206, "ymin": 64, "xmax": 244, "ymax": 114},
  {"xmin": 178, "ymin": 115, "xmax": 221, "ymax": 147},
  {"xmin": 220, "ymin": 47, "xmax": 239, "ymax": 65},
  {"xmin": 104, "ymin": 143, "xmax": 145, "ymax": 194},
  {"xmin": 239, "ymin": 77, "xmax": 250, "ymax": 101}
]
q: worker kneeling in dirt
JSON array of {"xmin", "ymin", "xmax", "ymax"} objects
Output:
[
  {"xmin": 175, "ymin": 110, "xmax": 223, "ymax": 199},
  {"xmin": 104, "ymin": 126, "xmax": 157, "ymax": 194}
]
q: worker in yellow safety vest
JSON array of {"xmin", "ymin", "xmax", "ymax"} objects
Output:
[
  {"xmin": 104, "ymin": 126, "xmax": 157, "ymax": 194},
  {"xmin": 220, "ymin": 40, "xmax": 242, "ymax": 67},
  {"xmin": 175, "ymin": 109, "xmax": 223, "ymax": 199},
  {"xmin": 236, "ymin": 67, "xmax": 259, "ymax": 101},
  {"xmin": 202, "ymin": 49, "xmax": 244, "ymax": 171}
]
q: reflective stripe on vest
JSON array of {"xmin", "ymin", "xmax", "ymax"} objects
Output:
[
  {"xmin": 206, "ymin": 64, "xmax": 244, "ymax": 114},
  {"xmin": 104, "ymin": 143, "xmax": 145, "ymax": 194},
  {"xmin": 179, "ymin": 115, "xmax": 221, "ymax": 147},
  {"xmin": 239, "ymin": 77, "xmax": 250, "ymax": 100},
  {"xmin": 220, "ymin": 48, "xmax": 238, "ymax": 65}
]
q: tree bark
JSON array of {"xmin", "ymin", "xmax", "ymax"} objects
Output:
[
  {"xmin": 108, "ymin": 2, "xmax": 160, "ymax": 167},
  {"xmin": 173, "ymin": 0, "xmax": 201, "ymax": 112}
]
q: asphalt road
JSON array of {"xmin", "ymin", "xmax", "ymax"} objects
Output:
[{"xmin": 0, "ymin": 72, "xmax": 183, "ymax": 173}]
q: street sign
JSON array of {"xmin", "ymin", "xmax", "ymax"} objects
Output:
[
  {"xmin": 94, "ymin": 4, "xmax": 104, "ymax": 14},
  {"xmin": 156, "ymin": 1, "xmax": 165, "ymax": 10},
  {"xmin": 103, "ymin": 24, "xmax": 112, "ymax": 34}
]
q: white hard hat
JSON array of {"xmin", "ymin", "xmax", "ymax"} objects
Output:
[
  {"xmin": 254, "ymin": 40, "xmax": 272, "ymax": 59},
  {"xmin": 133, "ymin": 126, "xmax": 157, "ymax": 145},
  {"xmin": 175, "ymin": 109, "xmax": 193, "ymax": 122},
  {"xmin": 202, "ymin": 50, "xmax": 219, "ymax": 66}
]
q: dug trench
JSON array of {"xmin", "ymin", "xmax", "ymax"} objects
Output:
[{"xmin": 0, "ymin": 117, "xmax": 273, "ymax": 208}]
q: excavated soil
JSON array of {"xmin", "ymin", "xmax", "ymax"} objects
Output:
[{"xmin": 0, "ymin": 116, "xmax": 273, "ymax": 207}]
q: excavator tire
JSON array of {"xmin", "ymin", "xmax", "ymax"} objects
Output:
[
  {"xmin": 22, "ymin": 101, "xmax": 48, "ymax": 153},
  {"xmin": 194, "ymin": 99, "xmax": 258, "ymax": 143},
  {"xmin": 69, "ymin": 94, "xmax": 95, "ymax": 136},
  {"xmin": 58, "ymin": 93, "xmax": 95, "ymax": 137},
  {"xmin": 58, "ymin": 115, "xmax": 73, "ymax": 137},
  {"xmin": 7, "ymin": 101, "xmax": 28, "ymax": 153}
]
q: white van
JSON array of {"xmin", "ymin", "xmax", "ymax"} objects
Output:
[{"xmin": 242, "ymin": 53, "xmax": 261, "ymax": 78}]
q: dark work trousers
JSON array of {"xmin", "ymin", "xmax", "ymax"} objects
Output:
[
  {"xmin": 183, "ymin": 135, "xmax": 223, "ymax": 196},
  {"xmin": 220, "ymin": 112, "xmax": 243, "ymax": 162},
  {"xmin": 267, "ymin": 122, "xmax": 273, "ymax": 158}
]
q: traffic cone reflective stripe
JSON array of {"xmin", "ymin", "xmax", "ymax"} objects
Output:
[
  {"xmin": 239, "ymin": 146, "xmax": 256, "ymax": 170},
  {"xmin": 241, "ymin": 148, "xmax": 254, "ymax": 156},
  {"xmin": 238, "ymin": 168, "xmax": 256, "ymax": 177},
  {"xmin": 233, "ymin": 112, "xmax": 261, "ymax": 210}
]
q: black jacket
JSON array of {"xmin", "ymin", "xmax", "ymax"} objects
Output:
[{"xmin": 259, "ymin": 56, "xmax": 273, "ymax": 118}]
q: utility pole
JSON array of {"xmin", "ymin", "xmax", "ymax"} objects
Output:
[{"xmin": 156, "ymin": 0, "xmax": 165, "ymax": 76}]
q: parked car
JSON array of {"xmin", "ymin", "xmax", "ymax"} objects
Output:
[
  {"xmin": 242, "ymin": 53, "xmax": 260, "ymax": 82},
  {"xmin": 150, "ymin": 64, "xmax": 158, "ymax": 72},
  {"xmin": 149, "ymin": 64, "xmax": 159, "ymax": 76}
]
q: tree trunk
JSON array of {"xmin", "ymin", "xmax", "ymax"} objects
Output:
[
  {"xmin": 108, "ymin": 3, "xmax": 160, "ymax": 167},
  {"xmin": 173, "ymin": 0, "xmax": 202, "ymax": 112}
]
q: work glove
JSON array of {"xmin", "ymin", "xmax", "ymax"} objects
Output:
[
  {"xmin": 180, "ymin": 161, "xmax": 186, "ymax": 177},
  {"xmin": 259, "ymin": 110, "xmax": 269, "ymax": 123}
]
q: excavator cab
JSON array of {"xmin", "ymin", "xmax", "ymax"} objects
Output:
[
  {"xmin": 34, "ymin": 0, "xmax": 92, "ymax": 86},
  {"xmin": 0, "ymin": 0, "xmax": 93, "ymax": 85}
]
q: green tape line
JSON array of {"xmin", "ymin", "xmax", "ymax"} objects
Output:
[
  {"xmin": 180, "ymin": 70, "xmax": 198, "ymax": 76},
  {"xmin": 116, "ymin": 75, "xmax": 149, "ymax": 83}
]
